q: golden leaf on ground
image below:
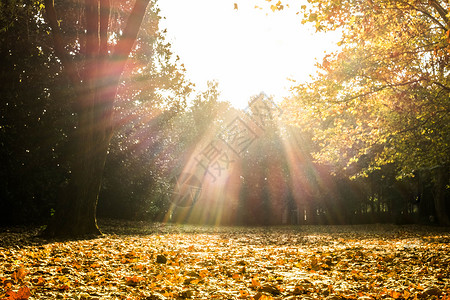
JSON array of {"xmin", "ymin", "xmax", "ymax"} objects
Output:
[{"xmin": 12, "ymin": 268, "xmax": 27, "ymax": 283}]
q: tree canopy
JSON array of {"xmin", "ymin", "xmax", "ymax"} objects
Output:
[
  {"xmin": 281, "ymin": 0, "xmax": 449, "ymax": 224},
  {"xmin": 284, "ymin": 0, "xmax": 449, "ymax": 175}
]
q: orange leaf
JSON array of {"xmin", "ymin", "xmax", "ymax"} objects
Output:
[
  {"xmin": 390, "ymin": 290, "xmax": 401, "ymax": 299},
  {"xmin": 36, "ymin": 277, "xmax": 45, "ymax": 286},
  {"xmin": 6, "ymin": 286, "xmax": 31, "ymax": 300},
  {"xmin": 251, "ymin": 277, "xmax": 261, "ymax": 287},
  {"xmin": 199, "ymin": 269, "xmax": 209, "ymax": 278},
  {"xmin": 3, "ymin": 279, "xmax": 13, "ymax": 289},
  {"xmin": 12, "ymin": 268, "xmax": 27, "ymax": 283}
]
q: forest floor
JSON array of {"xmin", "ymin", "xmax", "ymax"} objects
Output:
[{"xmin": 0, "ymin": 220, "xmax": 449, "ymax": 300}]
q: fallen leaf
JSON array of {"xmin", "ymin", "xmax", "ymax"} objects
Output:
[
  {"xmin": 6, "ymin": 286, "xmax": 31, "ymax": 300},
  {"xmin": 12, "ymin": 268, "xmax": 27, "ymax": 283}
]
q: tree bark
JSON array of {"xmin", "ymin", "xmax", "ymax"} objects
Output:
[
  {"xmin": 44, "ymin": 96, "xmax": 110, "ymax": 237},
  {"xmin": 42, "ymin": 0, "xmax": 151, "ymax": 238},
  {"xmin": 434, "ymin": 165, "xmax": 450, "ymax": 226}
]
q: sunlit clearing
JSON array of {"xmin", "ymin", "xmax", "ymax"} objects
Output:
[
  {"xmin": 164, "ymin": 109, "xmax": 244, "ymax": 225},
  {"xmin": 165, "ymin": 103, "xmax": 336, "ymax": 226}
]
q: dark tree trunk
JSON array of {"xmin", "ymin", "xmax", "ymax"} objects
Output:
[
  {"xmin": 42, "ymin": 0, "xmax": 151, "ymax": 238},
  {"xmin": 44, "ymin": 105, "xmax": 111, "ymax": 237},
  {"xmin": 434, "ymin": 165, "xmax": 450, "ymax": 226}
]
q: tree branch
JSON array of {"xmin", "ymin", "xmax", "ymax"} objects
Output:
[
  {"xmin": 433, "ymin": 81, "xmax": 450, "ymax": 91},
  {"xmin": 402, "ymin": 0, "xmax": 448, "ymax": 31},
  {"xmin": 102, "ymin": 0, "xmax": 151, "ymax": 101},
  {"xmin": 335, "ymin": 79, "xmax": 425, "ymax": 103},
  {"xmin": 429, "ymin": 0, "xmax": 449, "ymax": 28},
  {"xmin": 99, "ymin": 0, "xmax": 151, "ymax": 138},
  {"xmin": 43, "ymin": 0, "xmax": 80, "ymax": 84},
  {"xmin": 112, "ymin": 0, "xmax": 150, "ymax": 68},
  {"xmin": 99, "ymin": 0, "xmax": 109, "ymax": 57}
]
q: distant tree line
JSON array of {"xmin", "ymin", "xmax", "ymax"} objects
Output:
[{"xmin": 169, "ymin": 116, "xmax": 447, "ymax": 226}]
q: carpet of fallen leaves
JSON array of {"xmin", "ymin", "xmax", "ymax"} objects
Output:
[{"xmin": 1, "ymin": 221, "xmax": 449, "ymax": 300}]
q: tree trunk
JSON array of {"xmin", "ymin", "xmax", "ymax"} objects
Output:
[
  {"xmin": 42, "ymin": 0, "xmax": 151, "ymax": 238},
  {"xmin": 43, "ymin": 100, "xmax": 111, "ymax": 237},
  {"xmin": 434, "ymin": 165, "xmax": 450, "ymax": 226}
]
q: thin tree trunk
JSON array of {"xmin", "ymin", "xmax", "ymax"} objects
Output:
[{"xmin": 434, "ymin": 165, "xmax": 450, "ymax": 226}]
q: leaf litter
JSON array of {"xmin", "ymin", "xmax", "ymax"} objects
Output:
[{"xmin": 0, "ymin": 222, "xmax": 449, "ymax": 299}]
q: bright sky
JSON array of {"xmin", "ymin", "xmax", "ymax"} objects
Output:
[{"xmin": 158, "ymin": 0, "xmax": 341, "ymax": 108}]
